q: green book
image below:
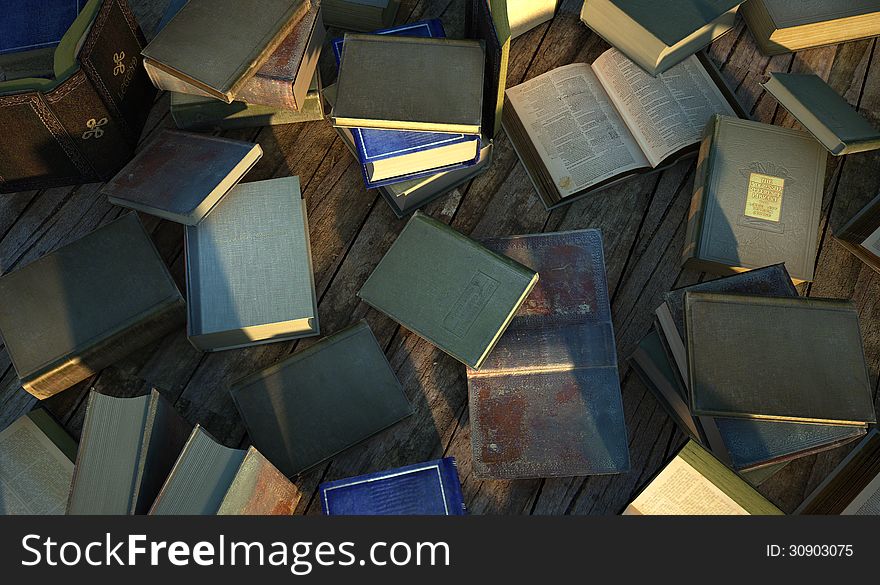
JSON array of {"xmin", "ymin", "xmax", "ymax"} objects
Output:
[
  {"xmin": 686, "ymin": 293, "xmax": 876, "ymax": 427},
  {"xmin": 763, "ymin": 73, "xmax": 880, "ymax": 155},
  {"xmin": 466, "ymin": 0, "xmax": 510, "ymax": 139},
  {"xmin": 683, "ymin": 115, "xmax": 827, "ymax": 283},
  {"xmin": 322, "ymin": 0, "xmax": 400, "ymax": 31},
  {"xmin": 67, "ymin": 390, "xmax": 191, "ymax": 515},
  {"xmin": 358, "ymin": 212, "xmax": 539, "ymax": 369}
]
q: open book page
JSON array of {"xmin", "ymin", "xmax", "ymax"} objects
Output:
[
  {"xmin": 0, "ymin": 416, "xmax": 73, "ymax": 514},
  {"xmin": 505, "ymin": 62, "xmax": 649, "ymax": 198},
  {"xmin": 841, "ymin": 471, "xmax": 880, "ymax": 515},
  {"xmin": 863, "ymin": 225, "xmax": 880, "ymax": 257},
  {"xmin": 623, "ymin": 455, "xmax": 749, "ymax": 515},
  {"xmin": 592, "ymin": 49, "xmax": 737, "ymax": 167}
]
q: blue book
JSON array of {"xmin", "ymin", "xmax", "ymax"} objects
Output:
[
  {"xmin": 319, "ymin": 458, "xmax": 467, "ymax": 515},
  {"xmin": 332, "ymin": 20, "xmax": 481, "ymax": 189},
  {"xmin": 1, "ymin": 0, "xmax": 81, "ymax": 54}
]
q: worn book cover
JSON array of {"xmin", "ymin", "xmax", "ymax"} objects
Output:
[
  {"xmin": 358, "ymin": 212, "xmax": 539, "ymax": 369},
  {"xmin": 686, "ymin": 293, "xmax": 876, "ymax": 426},
  {"xmin": 323, "ymin": 0, "xmax": 400, "ymax": 31},
  {"xmin": 683, "ymin": 115, "xmax": 826, "ymax": 283},
  {"xmin": 319, "ymin": 458, "xmax": 466, "ymax": 515},
  {"xmin": 103, "ymin": 130, "xmax": 263, "ymax": 225},
  {"xmin": 468, "ymin": 230, "xmax": 630, "ymax": 478},
  {"xmin": 0, "ymin": 213, "xmax": 185, "ymax": 399},
  {"xmin": 797, "ymin": 430, "xmax": 880, "ymax": 514},
  {"xmin": 835, "ymin": 191, "xmax": 880, "ymax": 274},
  {"xmin": 230, "ymin": 321, "xmax": 413, "ymax": 477}
]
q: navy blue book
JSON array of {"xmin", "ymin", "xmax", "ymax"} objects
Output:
[
  {"xmin": 319, "ymin": 458, "xmax": 467, "ymax": 515},
  {"xmin": 332, "ymin": 20, "xmax": 482, "ymax": 189},
  {"xmin": 1, "ymin": 0, "xmax": 81, "ymax": 54}
]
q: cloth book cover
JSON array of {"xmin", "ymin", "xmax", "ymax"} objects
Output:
[
  {"xmin": 323, "ymin": 0, "xmax": 400, "ymax": 31},
  {"xmin": 102, "ymin": 130, "xmax": 263, "ymax": 225},
  {"xmin": 1, "ymin": 0, "xmax": 82, "ymax": 55},
  {"xmin": 468, "ymin": 230, "xmax": 630, "ymax": 479},
  {"xmin": 797, "ymin": 430, "xmax": 880, "ymax": 515},
  {"xmin": 0, "ymin": 0, "xmax": 157, "ymax": 193},
  {"xmin": 358, "ymin": 212, "xmax": 539, "ymax": 370},
  {"xmin": 836, "ymin": 191, "xmax": 880, "ymax": 274},
  {"xmin": 507, "ymin": 0, "xmax": 557, "ymax": 38},
  {"xmin": 184, "ymin": 176, "xmax": 319, "ymax": 351},
  {"xmin": 466, "ymin": 0, "xmax": 510, "ymax": 139},
  {"xmin": 0, "ymin": 213, "xmax": 185, "ymax": 399},
  {"xmin": 319, "ymin": 458, "xmax": 466, "ymax": 515},
  {"xmin": 230, "ymin": 321, "xmax": 414, "ymax": 477}
]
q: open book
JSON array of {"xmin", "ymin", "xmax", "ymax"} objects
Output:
[{"xmin": 503, "ymin": 48, "xmax": 741, "ymax": 209}]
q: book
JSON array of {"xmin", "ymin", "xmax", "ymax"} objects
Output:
[
  {"xmin": 1, "ymin": 0, "xmax": 81, "ymax": 55},
  {"xmin": 506, "ymin": 0, "xmax": 557, "ymax": 38},
  {"xmin": 503, "ymin": 49, "xmax": 741, "ymax": 210},
  {"xmin": 322, "ymin": 0, "xmax": 400, "ymax": 32},
  {"xmin": 580, "ymin": 0, "xmax": 742, "ymax": 76},
  {"xmin": 835, "ymin": 191, "xmax": 880, "ymax": 274},
  {"xmin": 0, "ymin": 0, "xmax": 157, "ymax": 193},
  {"xmin": 763, "ymin": 72, "xmax": 880, "ymax": 155},
  {"xmin": 319, "ymin": 458, "xmax": 466, "ymax": 515},
  {"xmin": 0, "ymin": 410, "xmax": 76, "ymax": 515},
  {"xmin": 330, "ymin": 19, "xmax": 446, "ymax": 62},
  {"xmin": 230, "ymin": 321, "xmax": 413, "ymax": 477},
  {"xmin": 0, "ymin": 47, "xmax": 56, "ymax": 82},
  {"xmin": 683, "ymin": 115, "xmax": 827, "ymax": 283},
  {"xmin": 67, "ymin": 390, "xmax": 191, "ymax": 515},
  {"xmin": 102, "ymin": 130, "xmax": 263, "ymax": 225},
  {"xmin": 468, "ymin": 230, "xmax": 630, "ymax": 478},
  {"xmin": 622, "ymin": 441, "xmax": 783, "ymax": 515},
  {"xmin": 0, "ymin": 213, "xmax": 185, "ymax": 399},
  {"xmin": 149, "ymin": 426, "xmax": 298, "ymax": 515},
  {"xmin": 358, "ymin": 212, "xmax": 539, "ymax": 370},
  {"xmin": 331, "ymin": 35, "xmax": 485, "ymax": 134},
  {"xmin": 141, "ymin": 0, "xmax": 310, "ymax": 103},
  {"xmin": 686, "ymin": 293, "xmax": 876, "ymax": 427},
  {"xmin": 154, "ymin": 0, "xmax": 188, "ymax": 33},
  {"xmin": 184, "ymin": 176, "xmax": 319, "ymax": 351},
  {"xmin": 741, "ymin": 0, "xmax": 880, "ymax": 55},
  {"xmin": 797, "ymin": 430, "xmax": 880, "ymax": 514},
  {"xmin": 466, "ymin": 0, "xmax": 510, "ymax": 139}
]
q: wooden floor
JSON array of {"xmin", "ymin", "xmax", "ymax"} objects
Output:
[{"xmin": 2, "ymin": 0, "xmax": 879, "ymax": 515}]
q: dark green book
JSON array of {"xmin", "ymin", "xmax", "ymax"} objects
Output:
[
  {"xmin": 358, "ymin": 212, "xmax": 539, "ymax": 369},
  {"xmin": 230, "ymin": 321, "xmax": 413, "ymax": 477},
  {"xmin": 683, "ymin": 115, "xmax": 827, "ymax": 283},
  {"xmin": 835, "ymin": 191, "xmax": 880, "ymax": 274},
  {"xmin": 686, "ymin": 292, "xmax": 876, "ymax": 426},
  {"xmin": 67, "ymin": 390, "xmax": 191, "ymax": 515},
  {"xmin": 0, "ymin": 213, "xmax": 186, "ymax": 399}
]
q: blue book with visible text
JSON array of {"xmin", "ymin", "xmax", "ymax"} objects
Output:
[
  {"xmin": 1, "ymin": 0, "xmax": 81, "ymax": 54},
  {"xmin": 319, "ymin": 458, "xmax": 467, "ymax": 515}
]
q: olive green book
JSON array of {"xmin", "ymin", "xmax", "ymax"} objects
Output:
[
  {"xmin": 763, "ymin": 72, "xmax": 880, "ymax": 155},
  {"xmin": 358, "ymin": 212, "xmax": 539, "ymax": 369},
  {"xmin": 683, "ymin": 115, "xmax": 827, "ymax": 283},
  {"xmin": 835, "ymin": 191, "xmax": 880, "ymax": 274},
  {"xmin": 466, "ymin": 0, "xmax": 510, "ymax": 138},
  {"xmin": 322, "ymin": 0, "xmax": 400, "ymax": 31},
  {"xmin": 686, "ymin": 293, "xmax": 876, "ymax": 427}
]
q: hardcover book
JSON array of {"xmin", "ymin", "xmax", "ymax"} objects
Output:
[
  {"xmin": 466, "ymin": 0, "xmax": 510, "ymax": 139},
  {"xmin": 683, "ymin": 115, "xmax": 827, "ymax": 283},
  {"xmin": 358, "ymin": 212, "xmax": 539, "ymax": 370},
  {"xmin": 835, "ymin": 191, "xmax": 880, "ymax": 274},
  {"xmin": 102, "ymin": 130, "xmax": 263, "ymax": 225},
  {"xmin": 150, "ymin": 426, "xmax": 298, "ymax": 515},
  {"xmin": 184, "ymin": 176, "xmax": 319, "ymax": 351},
  {"xmin": 686, "ymin": 293, "xmax": 876, "ymax": 426},
  {"xmin": 503, "ymin": 49, "xmax": 741, "ymax": 210},
  {"xmin": 580, "ymin": 0, "xmax": 743, "ymax": 76},
  {"xmin": 0, "ymin": 213, "xmax": 185, "ymax": 399},
  {"xmin": 67, "ymin": 390, "xmax": 191, "ymax": 515},
  {"xmin": 319, "ymin": 458, "xmax": 466, "ymax": 515},
  {"xmin": 0, "ymin": 47, "xmax": 56, "ymax": 82},
  {"xmin": 797, "ymin": 430, "xmax": 880, "ymax": 514},
  {"xmin": 141, "ymin": 0, "xmax": 309, "ymax": 103},
  {"xmin": 0, "ymin": 410, "xmax": 76, "ymax": 515},
  {"xmin": 230, "ymin": 321, "xmax": 414, "ymax": 477},
  {"xmin": 763, "ymin": 72, "xmax": 880, "ymax": 155},
  {"xmin": 331, "ymin": 35, "xmax": 485, "ymax": 134},
  {"xmin": 1, "ymin": 0, "xmax": 81, "ymax": 55},
  {"xmin": 468, "ymin": 230, "xmax": 630, "ymax": 478},
  {"xmin": 0, "ymin": 0, "xmax": 157, "ymax": 193},
  {"xmin": 506, "ymin": 0, "xmax": 557, "ymax": 38},
  {"xmin": 322, "ymin": 0, "xmax": 400, "ymax": 32}
]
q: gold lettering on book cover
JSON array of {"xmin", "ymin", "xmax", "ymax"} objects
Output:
[{"xmin": 745, "ymin": 172, "xmax": 784, "ymax": 222}]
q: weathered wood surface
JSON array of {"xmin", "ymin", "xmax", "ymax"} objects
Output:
[{"xmin": 0, "ymin": 0, "xmax": 878, "ymax": 515}]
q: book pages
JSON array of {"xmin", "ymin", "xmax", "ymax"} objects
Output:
[
  {"xmin": 862, "ymin": 224, "xmax": 880, "ymax": 257},
  {"xmin": 842, "ymin": 471, "xmax": 880, "ymax": 515}
]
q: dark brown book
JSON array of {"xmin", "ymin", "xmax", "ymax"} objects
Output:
[
  {"xmin": 835, "ymin": 191, "xmax": 880, "ymax": 274},
  {"xmin": 797, "ymin": 430, "xmax": 880, "ymax": 514}
]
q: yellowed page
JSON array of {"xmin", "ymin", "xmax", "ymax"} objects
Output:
[{"xmin": 862, "ymin": 224, "xmax": 880, "ymax": 257}]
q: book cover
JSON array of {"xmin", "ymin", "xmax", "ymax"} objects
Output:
[
  {"xmin": 1, "ymin": 0, "xmax": 81, "ymax": 54},
  {"xmin": 466, "ymin": 0, "xmax": 510, "ymax": 138},
  {"xmin": 507, "ymin": 0, "xmax": 557, "ymax": 38},
  {"xmin": 319, "ymin": 458, "xmax": 466, "ymax": 515},
  {"xmin": 323, "ymin": 0, "xmax": 400, "ymax": 31},
  {"xmin": 835, "ymin": 191, "xmax": 880, "ymax": 274},
  {"xmin": 358, "ymin": 212, "xmax": 539, "ymax": 370}
]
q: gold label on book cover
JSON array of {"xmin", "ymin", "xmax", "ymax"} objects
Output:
[{"xmin": 744, "ymin": 173, "xmax": 784, "ymax": 222}]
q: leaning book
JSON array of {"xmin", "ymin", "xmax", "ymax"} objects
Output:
[{"xmin": 835, "ymin": 191, "xmax": 880, "ymax": 274}]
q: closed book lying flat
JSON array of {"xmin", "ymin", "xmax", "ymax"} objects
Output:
[
  {"xmin": 683, "ymin": 115, "xmax": 826, "ymax": 283},
  {"xmin": 230, "ymin": 321, "xmax": 413, "ymax": 477},
  {"xmin": 150, "ymin": 426, "xmax": 298, "ymax": 515},
  {"xmin": 320, "ymin": 458, "xmax": 466, "ymax": 515},
  {"xmin": 0, "ymin": 213, "xmax": 185, "ymax": 399},
  {"xmin": 359, "ymin": 212, "xmax": 539, "ymax": 370},
  {"xmin": 102, "ymin": 130, "xmax": 263, "ymax": 225},
  {"xmin": 332, "ymin": 35, "xmax": 485, "ymax": 134},
  {"xmin": 323, "ymin": 0, "xmax": 400, "ymax": 31},
  {"xmin": 686, "ymin": 293, "xmax": 876, "ymax": 426},
  {"xmin": 835, "ymin": 191, "xmax": 880, "ymax": 274},
  {"xmin": 67, "ymin": 390, "xmax": 191, "ymax": 515},
  {"xmin": 1, "ymin": 0, "xmax": 81, "ymax": 55},
  {"xmin": 468, "ymin": 230, "xmax": 630, "ymax": 478},
  {"xmin": 797, "ymin": 430, "xmax": 880, "ymax": 515},
  {"xmin": 185, "ymin": 176, "xmax": 318, "ymax": 351},
  {"xmin": 763, "ymin": 73, "xmax": 880, "ymax": 155}
]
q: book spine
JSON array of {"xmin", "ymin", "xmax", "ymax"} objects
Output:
[
  {"xmin": 234, "ymin": 75, "xmax": 297, "ymax": 110},
  {"xmin": 682, "ymin": 116, "xmax": 718, "ymax": 266}
]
